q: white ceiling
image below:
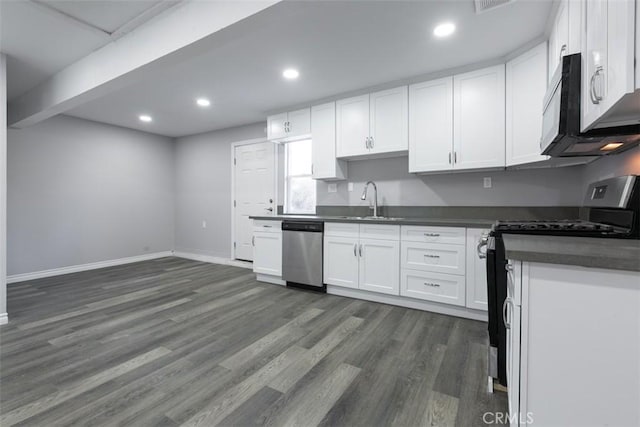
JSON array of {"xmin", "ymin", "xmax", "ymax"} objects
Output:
[
  {"xmin": 5, "ymin": 0, "xmax": 554, "ymax": 137},
  {"xmin": 0, "ymin": 0, "xmax": 173, "ymax": 100}
]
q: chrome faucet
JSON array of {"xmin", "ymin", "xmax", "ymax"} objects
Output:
[{"xmin": 361, "ymin": 181, "xmax": 379, "ymax": 217}]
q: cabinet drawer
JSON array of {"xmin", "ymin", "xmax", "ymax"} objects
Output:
[
  {"xmin": 400, "ymin": 269, "xmax": 465, "ymax": 307},
  {"xmin": 401, "ymin": 226, "xmax": 466, "ymax": 245},
  {"xmin": 253, "ymin": 220, "xmax": 282, "ymax": 232},
  {"xmin": 325, "ymin": 222, "xmax": 359, "ymax": 238},
  {"xmin": 401, "ymin": 241, "xmax": 465, "ymax": 276},
  {"xmin": 359, "ymin": 224, "xmax": 400, "ymax": 241}
]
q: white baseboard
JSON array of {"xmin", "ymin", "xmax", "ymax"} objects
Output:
[
  {"xmin": 327, "ymin": 286, "xmax": 488, "ymax": 322},
  {"xmin": 6, "ymin": 251, "xmax": 174, "ymax": 284},
  {"xmin": 0, "ymin": 313, "xmax": 8, "ymax": 325},
  {"xmin": 256, "ymin": 274, "xmax": 285, "ymax": 286},
  {"xmin": 173, "ymin": 252, "xmax": 252, "ymax": 270}
]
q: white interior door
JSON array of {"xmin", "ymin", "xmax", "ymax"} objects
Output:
[{"xmin": 234, "ymin": 142, "xmax": 275, "ymax": 261}]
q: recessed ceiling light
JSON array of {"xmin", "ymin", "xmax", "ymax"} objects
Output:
[
  {"xmin": 139, "ymin": 114, "xmax": 152, "ymax": 123},
  {"xmin": 433, "ymin": 22, "xmax": 456, "ymax": 38},
  {"xmin": 282, "ymin": 68, "xmax": 300, "ymax": 80},
  {"xmin": 196, "ymin": 98, "xmax": 211, "ymax": 107}
]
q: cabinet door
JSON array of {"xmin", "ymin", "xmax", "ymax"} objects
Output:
[
  {"xmin": 465, "ymin": 229, "xmax": 489, "ymax": 311},
  {"xmin": 253, "ymin": 231, "xmax": 282, "ymax": 276},
  {"xmin": 506, "ymin": 42, "xmax": 549, "ymax": 167},
  {"xmin": 267, "ymin": 113, "xmax": 288, "ymax": 141},
  {"xmin": 311, "ymin": 103, "xmax": 347, "ymax": 180},
  {"xmin": 323, "ymin": 235, "xmax": 359, "ymax": 289},
  {"xmin": 549, "ymin": 0, "xmax": 570, "ymax": 78},
  {"xmin": 359, "ymin": 238, "xmax": 400, "ymax": 295},
  {"xmin": 369, "ymin": 86, "xmax": 408, "ymax": 155},
  {"xmin": 453, "ymin": 65, "xmax": 506, "ymax": 170},
  {"xmin": 582, "ymin": 0, "xmax": 608, "ymax": 130},
  {"xmin": 582, "ymin": 0, "xmax": 635, "ymax": 131},
  {"xmin": 287, "ymin": 108, "xmax": 311, "ymax": 139},
  {"xmin": 408, "ymin": 77, "xmax": 454, "ymax": 173},
  {"xmin": 336, "ymin": 94, "xmax": 370, "ymax": 157}
]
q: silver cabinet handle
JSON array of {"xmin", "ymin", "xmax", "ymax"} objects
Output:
[
  {"xmin": 365, "ymin": 137, "xmax": 370, "ymax": 149},
  {"xmin": 505, "ymin": 263, "xmax": 514, "ymax": 272},
  {"xmin": 263, "ymin": 225, "xmax": 272, "ymax": 228},
  {"xmin": 424, "ymin": 254, "xmax": 440, "ymax": 259},
  {"xmin": 590, "ymin": 65, "xmax": 604, "ymax": 104},
  {"xmin": 424, "ymin": 233, "xmax": 440, "ymax": 237},
  {"xmin": 503, "ymin": 297, "xmax": 511, "ymax": 329},
  {"xmin": 353, "ymin": 243, "xmax": 357, "ymax": 257},
  {"xmin": 252, "ymin": 236, "xmax": 255, "ymax": 246},
  {"xmin": 454, "ymin": 151, "xmax": 458, "ymax": 164},
  {"xmin": 359, "ymin": 244, "xmax": 363, "ymax": 257},
  {"xmin": 477, "ymin": 233, "xmax": 488, "ymax": 259},
  {"xmin": 424, "ymin": 282, "xmax": 441, "ymax": 287},
  {"xmin": 448, "ymin": 152, "xmax": 452, "ymax": 164},
  {"xmin": 559, "ymin": 44, "xmax": 567, "ymax": 60},
  {"xmin": 369, "ymin": 136, "xmax": 374, "ymax": 148}
]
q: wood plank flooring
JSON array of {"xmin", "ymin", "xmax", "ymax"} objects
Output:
[{"xmin": 0, "ymin": 257, "xmax": 506, "ymax": 426}]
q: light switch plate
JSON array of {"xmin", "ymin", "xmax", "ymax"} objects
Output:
[
  {"xmin": 327, "ymin": 183, "xmax": 338, "ymax": 193},
  {"xmin": 483, "ymin": 177, "xmax": 492, "ymax": 188},
  {"xmin": 348, "ymin": 182, "xmax": 354, "ymax": 192}
]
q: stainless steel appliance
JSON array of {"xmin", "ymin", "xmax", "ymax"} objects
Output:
[
  {"xmin": 480, "ymin": 175, "xmax": 640, "ymax": 388},
  {"xmin": 540, "ymin": 54, "xmax": 640, "ymax": 157},
  {"xmin": 282, "ymin": 220, "xmax": 325, "ymax": 291}
]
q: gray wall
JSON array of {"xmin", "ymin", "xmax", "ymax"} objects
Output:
[
  {"xmin": 1, "ymin": 54, "xmax": 7, "ymax": 318},
  {"xmin": 174, "ymin": 123, "xmax": 266, "ymax": 258},
  {"xmin": 317, "ymin": 156, "xmax": 585, "ymax": 207},
  {"xmin": 582, "ymin": 146, "xmax": 640, "ymax": 188},
  {"xmin": 7, "ymin": 115, "xmax": 175, "ymax": 276}
]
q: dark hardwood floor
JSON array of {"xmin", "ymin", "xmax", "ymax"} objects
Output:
[{"xmin": 0, "ymin": 257, "xmax": 506, "ymax": 426}]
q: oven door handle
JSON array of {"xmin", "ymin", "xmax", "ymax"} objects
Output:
[{"xmin": 477, "ymin": 233, "xmax": 489, "ymax": 259}]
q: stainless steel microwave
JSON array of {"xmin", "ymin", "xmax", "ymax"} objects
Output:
[{"xmin": 540, "ymin": 54, "xmax": 640, "ymax": 157}]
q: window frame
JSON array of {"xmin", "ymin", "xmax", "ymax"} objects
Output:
[{"xmin": 284, "ymin": 139, "xmax": 316, "ymax": 215}]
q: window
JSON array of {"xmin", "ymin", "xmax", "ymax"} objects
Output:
[{"xmin": 284, "ymin": 139, "xmax": 316, "ymax": 214}]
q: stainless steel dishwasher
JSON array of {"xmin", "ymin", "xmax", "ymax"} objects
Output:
[{"xmin": 282, "ymin": 220, "xmax": 324, "ymax": 291}]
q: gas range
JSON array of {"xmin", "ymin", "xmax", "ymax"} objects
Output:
[
  {"xmin": 492, "ymin": 219, "xmax": 624, "ymax": 237},
  {"xmin": 484, "ymin": 175, "xmax": 639, "ymax": 390}
]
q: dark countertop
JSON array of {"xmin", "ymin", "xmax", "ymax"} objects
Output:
[
  {"xmin": 503, "ymin": 234, "xmax": 640, "ymax": 272},
  {"xmin": 250, "ymin": 214, "xmax": 494, "ymax": 228}
]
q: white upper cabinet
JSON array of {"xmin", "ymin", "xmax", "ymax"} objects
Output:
[
  {"xmin": 409, "ymin": 77, "xmax": 454, "ymax": 173},
  {"xmin": 267, "ymin": 112, "xmax": 287, "ymax": 141},
  {"xmin": 336, "ymin": 86, "xmax": 408, "ymax": 158},
  {"xmin": 506, "ymin": 42, "xmax": 549, "ymax": 167},
  {"xmin": 336, "ymin": 94, "xmax": 370, "ymax": 157},
  {"xmin": 369, "ymin": 86, "xmax": 408, "ymax": 155},
  {"xmin": 311, "ymin": 102, "xmax": 347, "ymax": 181},
  {"xmin": 267, "ymin": 108, "xmax": 311, "ymax": 142},
  {"xmin": 453, "ymin": 64, "xmax": 506, "ymax": 170},
  {"xmin": 548, "ymin": 0, "xmax": 582, "ymax": 80},
  {"xmin": 582, "ymin": 0, "xmax": 636, "ymax": 131}
]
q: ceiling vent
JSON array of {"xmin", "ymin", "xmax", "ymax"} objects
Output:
[{"xmin": 474, "ymin": 0, "xmax": 514, "ymax": 14}]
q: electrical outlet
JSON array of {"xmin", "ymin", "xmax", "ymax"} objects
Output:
[
  {"xmin": 348, "ymin": 182, "xmax": 354, "ymax": 192},
  {"xmin": 483, "ymin": 177, "xmax": 492, "ymax": 188},
  {"xmin": 328, "ymin": 183, "xmax": 337, "ymax": 193},
  {"xmin": 202, "ymin": 220, "xmax": 207, "ymax": 229}
]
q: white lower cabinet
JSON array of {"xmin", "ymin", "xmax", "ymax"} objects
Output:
[
  {"xmin": 252, "ymin": 226, "xmax": 282, "ymax": 277},
  {"xmin": 323, "ymin": 223, "xmax": 489, "ymax": 315},
  {"xmin": 323, "ymin": 223, "xmax": 400, "ymax": 295},
  {"xmin": 359, "ymin": 238, "xmax": 400, "ymax": 295},
  {"xmin": 401, "ymin": 269, "xmax": 465, "ymax": 307},
  {"xmin": 506, "ymin": 261, "xmax": 640, "ymax": 426},
  {"xmin": 323, "ymin": 235, "xmax": 359, "ymax": 289},
  {"xmin": 465, "ymin": 228, "xmax": 489, "ymax": 311}
]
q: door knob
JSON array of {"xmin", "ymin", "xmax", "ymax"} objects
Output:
[{"xmin": 266, "ymin": 207, "xmax": 274, "ymax": 212}]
